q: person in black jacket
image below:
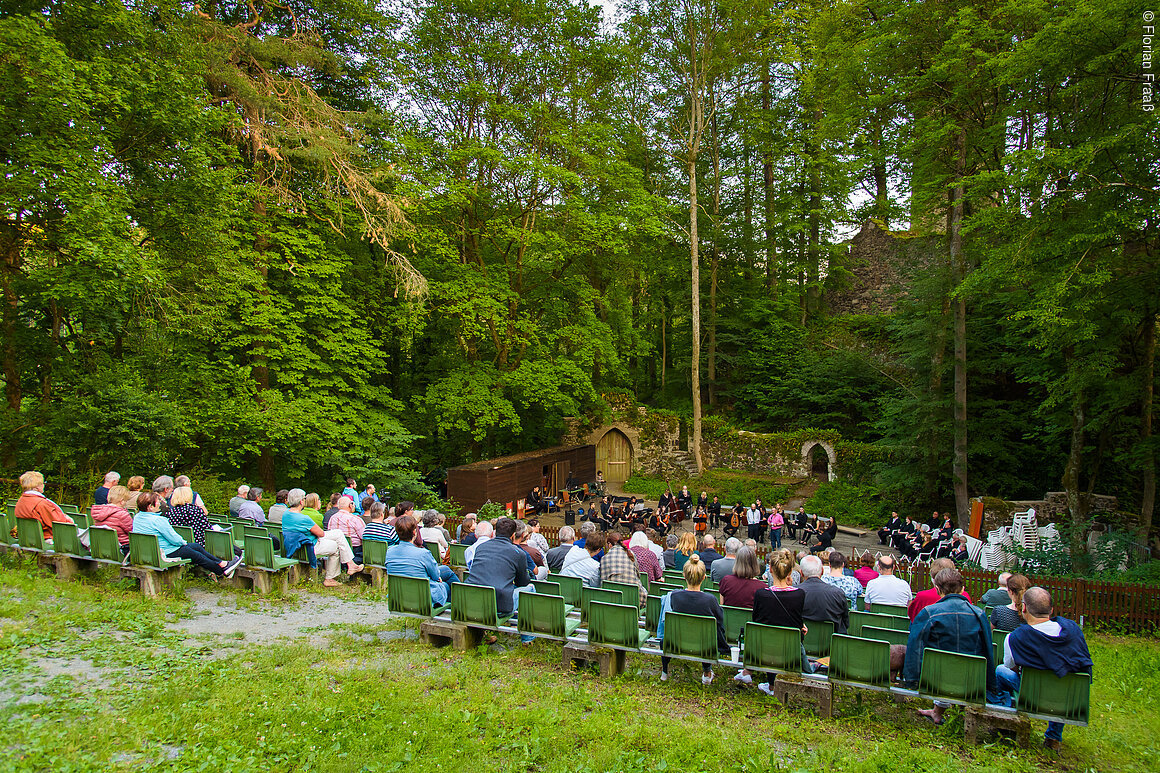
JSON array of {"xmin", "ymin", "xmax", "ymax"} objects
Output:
[
  {"xmin": 657, "ymin": 553, "xmax": 730, "ymax": 684},
  {"xmin": 676, "ymin": 486, "xmax": 693, "ymax": 515},
  {"xmin": 796, "ymin": 554, "xmax": 849, "ymax": 634},
  {"xmin": 708, "ymin": 495, "xmax": 722, "ymax": 530},
  {"xmin": 878, "ymin": 512, "xmax": 902, "ymax": 546}
]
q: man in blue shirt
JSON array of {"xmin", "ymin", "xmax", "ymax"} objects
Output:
[
  {"xmin": 383, "ymin": 514, "xmax": 454, "ymax": 606},
  {"xmin": 341, "ymin": 478, "xmax": 362, "ymax": 515},
  {"xmin": 465, "ymin": 517, "xmax": 530, "ymax": 617}
]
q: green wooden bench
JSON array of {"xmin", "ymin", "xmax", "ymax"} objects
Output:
[{"xmin": 120, "ymin": 533, "xmax": 189, "ymax": 597}]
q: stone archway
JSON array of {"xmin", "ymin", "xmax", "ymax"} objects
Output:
[{"xmin": 800, "ymin": 440, "xmax": 837, "ymax": 482}]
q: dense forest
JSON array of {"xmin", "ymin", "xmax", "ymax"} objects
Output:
[{"xmin": 1, "ymin": 1, "xmax": 1156, "ymax": 540}]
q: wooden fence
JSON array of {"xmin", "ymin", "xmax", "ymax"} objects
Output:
[{"xmin": 448, "ymin": 517, "xmax": 1160, "ymax": 633}]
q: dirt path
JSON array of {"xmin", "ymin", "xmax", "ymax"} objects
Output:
[{"xmin": 169, "ymin": 589, "xmax": 412, "ymax": 648}]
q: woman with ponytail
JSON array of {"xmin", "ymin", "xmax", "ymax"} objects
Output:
[
  {"xmin": 751, "ymin": 549, "xmax": 815, "ymax": 692},
  {"xmin": 656, "ymin": 553, "xmax": 730, "ymax": 684}
]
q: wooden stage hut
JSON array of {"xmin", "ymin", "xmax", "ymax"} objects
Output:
[{"xmin": 446, "ymin": 444, "xmax": 596, "ymax": 517}]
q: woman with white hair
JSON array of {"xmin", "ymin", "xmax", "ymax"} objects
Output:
[{"xmin": 628, "ymin": 530, "xmax": 663, "ymax": 581}]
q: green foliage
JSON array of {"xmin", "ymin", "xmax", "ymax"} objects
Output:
[{"xmin": 803, "ymin": 480, "xmax": 890, "ymax": 528}]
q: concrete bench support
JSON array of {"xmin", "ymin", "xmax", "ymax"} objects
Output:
[
  {"xmin": 420, "ymin": 618, "xmax": 484, "ymax": 651},
  {"xmin": 964, "ymin": 707, "xmax": 1031, "ymax": 746},
  {"xmin": 773, "ymin": 675, "xmax": 834, "ymax": 718},
  {"xmin": 38, "ymin": 554, "xmax": 99, "ymax": 580},
  {"xmin": 231, "ymin": 567, "xmax": 289, "ymax": 595},
  {"xmin": 562, "ymin": 642, "xmax": 626, "ymax": 677},
  {"xmin": 119, "ymin": 566, "xmax": 183, "ymax": 598},
  {"xmin": 287, "ymin": 564, "xmax": 317, "ymax": 584}
]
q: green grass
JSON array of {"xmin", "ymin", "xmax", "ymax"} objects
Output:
[
  {"xmin": 625, "ymin": 470, "xmax": 797, "ymax": 508},
  {"xmin": 0, "ymin": 554, "xmax": 1157, "ymax": 772}
]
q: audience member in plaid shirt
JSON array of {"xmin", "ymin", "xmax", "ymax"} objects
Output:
[{"xmin": 600, "ymin": 531, "xmax": 646, "ymax": 606}]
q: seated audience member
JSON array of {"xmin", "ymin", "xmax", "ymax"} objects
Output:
[
  {"xmin": 645, "ymin": 528, "xmax": 665, "ymax": 562},
  {"xmin": 629, "ymin": 530, "xmax": 663, "ymax": 582},
  {"xmin": 361, "ymin": 503, "xmax": 392, "ymax": 544},
  {"xmin": 657, "ymin": 554, "xmax": 730, "ymax": 684},
  {"xmin": 456, "ymin": 514, "xmax": 477, "ymax": 543},
  {"xmin": 560, "ymin": 532, "xmax": 604, "ymax": 587},
  {"xmin": 124, "ymin": 476, "xmax": 146, "ymax": 509},
  {"xmin": 947, "ymin": 534, "xmax": 969, "ymax": 562},
  {"xmin": 362, "ymin": 483, "xmax": 380, "ymax": 506},
  {"xmin": 600, "ymin": 532, "xmax": 646, "ymax": 604},
  {"xmin": 237, "ymin": 487, "xmax": 267, "ymax": 525},
  {"xmin": 513, "ymin": 520, "xmax": 549, "ymax": 580},
  {"xmin": 710, "ymin": 537, "xmax": 742, "ymax": 584},
  {"xmin": 673, "ymin": 532, "xmax": 697, "ymax": 570},
  {"xmin": 719, "ymin": 546, "xmax": 767, "ymax": 610},
  {"xmin": 752, "ymin": 549, "xmax": 814, "ymax": 690},
  {"xmin": 662, "ymin": 534, "xmax": 679, "ymax": 569},
  {"xmin": 166, "ymin": 486, "xmax": 214, "ymax": 547},
  {"xmin": 546, "ymin": 526, "xmax": 576, "ymax": 573},
  {"xmin": 331, "ymin": 497, "xmax": 366, "ymax": 563},
  {"xmin": 91, "ymin": 485, "xmax": 135, "ymax": 551},
  {"xmin": 94, "ymin": 472, "xmax": 120, "ymax": 505},
  {"xmin": 383, "ymin": 514, "xmax": 455, "ymax": 605},
  {"xmin": 279, "ymin": 489, "xmax": 362, "ymax": 587},
  {"xmin": 173, "ymin": 475, "xmax": 209, "ymax": 514},
  {"xmin": 908, "ymin": 557, "xmax": 974, "ymax": 621},
  {"xmin": 463, "ymin": 520, "xmax": 494, "ymax": 567},
  {"xmin": 903, "ymin": 568, "xmax": 997, "ymax": 725},
  {"xmin": 853, "ymin": 553, "xmax": 879, "ymax": 587},
  {"xmin": 322, "ymin": 493, "xmax": 343, "ymax": 529},
  {"xmin": 574, "ymin": 520, "xmax": 595, "ymax": 549},
  {"xmin": 267, "ymin": 490, "xmax": 290, "ymax": 524},
  {"xmin": 890, "ymin": 514, "xmax": 917, "ymax": 553},
  {"xmin": 797, "ymin": 555, "xmax": 849, "ymax": 634},
  {"xmin": 465, "ymin": 517, "xmax": 531, "ymax": 618},
  {"xmin": 863, "ymin": 555, "xmax": 913, "ymax": 607},
  {"xmin": 151, "ymin": 476, "xmax": 175, "ymax": 511},
  {"xmin": 301, "ymin": 493, "xmax": 326, "ymax": 528},
  {"xmin": 228, "ymin": 485, "xmax": 250, "ymax": 517},
  {"xmin": 821, "ymin": 552, "xmax": 863, "ymax": 609},
  {"xmin": 980, "ymin": 573, "xmax": 1013, "ymax": 608},
  {"xmin": 526, "ymin": 519, "xmax": 551, "ymax": 557},
  {"xmin": 15, "ymin": 470, "xmax": 74, "ymax": 544},
  {"xmin": 133, "ymin": 492, "xmax": 242, "ymax": 578},
  {"xmin": 433, "ymin": 511, "xmax": 452, "ymax": 544},
  {"xmin": 990, "ymin": 573, "xmax": 1030, "ymax": 632},
  {"xmin": 418, "ymin": 510, "xmax": 449, "ymax": 562},
  {"xmin": 995, "ymin": 586, "xmax": 1093, "ymax": 752},
  {"xmin": 698, "ymin": 534, "xmax": 725, "ymax": 569}
]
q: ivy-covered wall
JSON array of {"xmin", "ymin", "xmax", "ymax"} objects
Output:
[{"xmin": 701, "ymin": 418, "xmax": 886, "ymax": 484}]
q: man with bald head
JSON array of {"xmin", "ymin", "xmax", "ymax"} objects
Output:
[{"xmin": 996, "ymin": 586, "xmax": 1092, "ymax": 752}]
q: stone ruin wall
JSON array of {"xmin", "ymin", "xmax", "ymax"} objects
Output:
[{"xmin": 826, "ymin": 220, "xmax": 943, "ymax": 316}]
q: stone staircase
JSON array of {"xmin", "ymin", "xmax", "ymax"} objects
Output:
[{"xmin": 671, "ymin": 450, "xmax": 700, "ymax": 478}]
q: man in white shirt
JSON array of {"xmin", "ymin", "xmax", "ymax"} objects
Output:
[
  {"xmin": 560, "ymin": 532, "xmax": 604, "ymax": 587},
  {"xmin": 745, "ymin": 503, "xmax": 762, "ymax": 542},
  {"xmin": 864, "ymin": 555, "xmax": 913, "ymax": 606},
  {"xmin": 464, "ymin": 521, "xmax": 495, "ymax": 568}
]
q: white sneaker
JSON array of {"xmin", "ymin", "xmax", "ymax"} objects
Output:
[
  {"xmin": 701, "ymin": 670, "xmax": 714, "ymax": 685},
  {"xmin": 660, "ymin": 671, "xmax": 669, "ymax": 682},
  {"xmin": 223, "ymin": 556, "xmax": 243, "ymax": 578},
  {"xmin": 758, "ymin": 682, "xmax": 774, "ymax": 696},
  {"xmin": 733, "ymin": 671, "xmax": 752, "ymax": 684}
]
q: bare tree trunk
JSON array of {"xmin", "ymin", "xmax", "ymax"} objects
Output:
[
  {"xmin": 708, "ymin": 104, "xmax": 721, "ymax": 407},
  {"xmin": 762, "ymin": 62, "xmax": 776, "ymax": 295},
  {"xmin": 950, "ymin": 127, "xmax": 970, "ymax": 530},
  {"xmin": 690, "ymin": 155, "xmax": 703, "ymax": 473},
  {"xmin": 927, "ymin": 292, "xmax": 951, "ymax": 505},
  {"xmin": 1063, "ymin": 385, "xmax": 1087, "ymax": 561},
  {"xmin": 1141, "ymin": 313, "xmax": 1157, "ymax": 542}
]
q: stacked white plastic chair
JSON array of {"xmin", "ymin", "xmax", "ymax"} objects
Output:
[{"xmin": 1011, "ymin": 507, "xmax": 1040, "ymax": 551}]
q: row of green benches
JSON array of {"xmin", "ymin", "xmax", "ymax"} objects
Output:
[{"xmin": 384, "ymin": 572, "xmax": 1089, "ymax": 742}]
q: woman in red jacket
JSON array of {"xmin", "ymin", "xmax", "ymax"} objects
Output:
[{"xmin": 91, "ymin": 485, "xmax": 135, "ymax": 552}]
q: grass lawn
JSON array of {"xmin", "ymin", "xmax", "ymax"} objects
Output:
[{"xmin": 0, "ymin": 555, "xmax": 1157, "ymax": 772}]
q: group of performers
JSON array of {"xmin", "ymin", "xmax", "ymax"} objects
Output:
[{"xmin": 877, "ymin": 510, "xmax": 968, "ymax": 562}]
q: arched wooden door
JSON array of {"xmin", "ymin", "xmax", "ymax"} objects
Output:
[{"xmin": 596, "ymin": 429, "xmax": 633, "ymax": 483}]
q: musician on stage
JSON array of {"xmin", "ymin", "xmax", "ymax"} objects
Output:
[
  {"xmin": 677, "ymin": 486, "xmax": 693, "ymax": 516},
  {"xmin": 649, "ymin": 507, "xmax": 670, "ymax": 537},
  {"xmin": 708, "ymin": 495, "xmax": 722, "ymax": 530},
  {"xmin": 725, "ymin": 502, "xmax": 743, "ymax": 538},
  {"xmin": 697, "ymin": 490, "xmax": 708, "ymax": 513},
  {"xmin": 692, "ymin": 505, "xmax": 708, "ymax": 535},
  {"xmin": 657, "ymin": 488, "xmax": 675, "ymax": 515}
]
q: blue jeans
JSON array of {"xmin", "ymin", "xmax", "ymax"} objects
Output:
[
  {"xmin": 430, "ymin": 566, "xmax": 457, "ymax": 606},
  {"xmin": 770, "ymin": 528, "xmax": 782, "ymax": 550},
  {"xmin": 996, "ymin": 666, "xmax": 1064, "ymax": 741}
]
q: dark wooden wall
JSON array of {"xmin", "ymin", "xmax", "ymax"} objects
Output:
[{"xmin": 447, "ymin": 445, "xmax": 596, "ymax": 516}]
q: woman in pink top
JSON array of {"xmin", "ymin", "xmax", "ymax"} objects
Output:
[
  {"xmin": 719, "ymin": 547, "xmax": 767, "ymax": 608},
  {"xmin": 853, "ymin": 553, "xmax": 879, "ymax": 587},
  {"xmin": 91, "ymin": 485, "xmax": 135, "ymax": 547}
]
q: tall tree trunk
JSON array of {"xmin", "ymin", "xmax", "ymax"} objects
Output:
[
  {"xmin": 762, "ymin": 62, "xmax": 776, "ymax": 295},
  {"xmin": 1141, "ymin": 313, "xmax": 1157, "ymax": 543},
  {"xmin": 927, "ymin": 292, "xmax": 951, "ymax": 505},
  {"xmin": 1063, "ymin": 384, "xmax": 1087, "ymax": 561},
  {"xmin": 708, "ymin": 105, "xmax": 721, "ymax": 407},
  {"xmin": 870, "ymin": 116, "xmax": 889, "ymax": 226},
  {"xmin": 949, "ymin": 127, "xmax": 970, "ymax": 530},
  {"xmin": 804, "ymin": 110, "xmax": 822, "ymax": 322},
  {"xmin": 689, "ymin": 155, "xmax": 703, "ymax": 473}
]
